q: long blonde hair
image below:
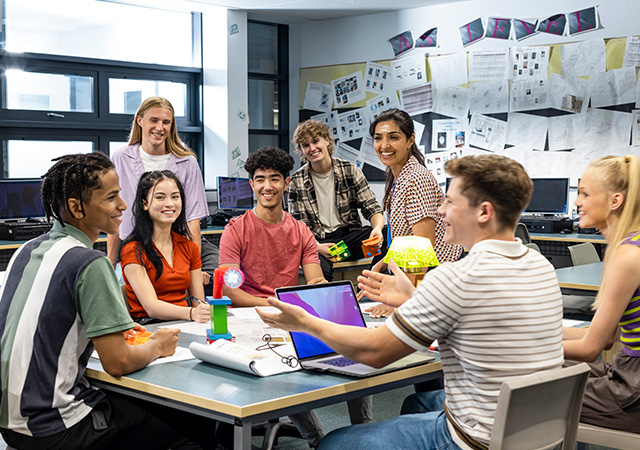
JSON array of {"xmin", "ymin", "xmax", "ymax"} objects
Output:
[
  {"xmin": 589, "ymin": 155, "xmax": 640, "ymax": 309},
  {"xmin": 128, "ymin": 96, "xmax": 195, "ymax": 158}
]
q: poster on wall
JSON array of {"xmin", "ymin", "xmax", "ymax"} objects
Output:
[
  {"xmin": 509, "ymin": 46, "xmax": 549, "ymax": 81},
  {"xmin": 388, "ymin": 30, "xmax": 414, "ymax": 57},
  {"xmin": 367, "ymin": 92, "xmax": 402, "ymax": 119},
  {"xmin": 431, "ymin": 119, "xmax": 466, "ymax": 151},
  {"xmin": 567, "ymin": 7, "xmax": 599, "ymax": 36},
  {"xmin": 469, "ymin": 114, "xmax": 507, "ymax": 152},
  {"xmin": 336, "ymin": 107, "xmax": 370, "ymax": 142},
  {"xmin": 392, "ymin": 53, "xmax": 427, "ymax": 90},
  {"xmin": 459, "ymin": 17, "xmax": 485, "ymax": 47},
  {"xmin": 303, "ymin": 82, "xmax": 332, "ymax": 113},
  {"xmin": 364, "ymin": 62, "xmax": 392, "ymax": 94},
  {"xmin": 331, "ymin": 71, "xmax": 366, "ymax": 108}
]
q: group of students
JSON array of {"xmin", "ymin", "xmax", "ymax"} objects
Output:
[{"xmin": 0, "ymin": 95, "xmax": 637, "ymax": 450}]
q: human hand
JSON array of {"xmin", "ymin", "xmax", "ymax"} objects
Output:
[
  {"xmin": 369, "ymin": 259, "xmax": 387, "ymax": 274},
  {"xmin": 318, "ymin": 242, "xmax": 336, "ymax": 260},
  {"xmin": 365, "ymin": 304, "xmax": 395, "ymax": 318},
  {"xmin": 192, "ymin": 303, "xmax": 210, "ymax": 323},
  {"xmin": 369, "ymin": 228, "xmax": 384, "ymax": 248},
  {"xmin": 357, "ymin": 259, "xmax": 415, "ymax": 308},
  {"xmin": 202, "ymin": 271, "xmax": 212, "ymax": 285},
  {"xmin": 123, "ymin": 323, "xmax": 147, "ymax": 339},
  {"xmin": 148, "ymin": 327, "xmax": 180, "ymax": 357},
  {"xmin": 256, "ymin": 297, "xmax": 311, "ymax": 332}
]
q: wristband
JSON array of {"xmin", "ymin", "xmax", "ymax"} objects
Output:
[{"xmin": 189, "ymin": 307, "xmax": 193, "ymax": 321}]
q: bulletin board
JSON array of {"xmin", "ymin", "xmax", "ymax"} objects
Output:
[{"xmin": 298, "ymin": 36, "xmax": 638, "ymax": 186}]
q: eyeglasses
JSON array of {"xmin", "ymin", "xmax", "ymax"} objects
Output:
[{"xmin": 256, "ymin": 334, "xmax": 299, "ymax": 368}]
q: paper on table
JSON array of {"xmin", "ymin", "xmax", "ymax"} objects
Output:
[
  {"xmin": 91, "ymin": 345, "xmax": 195, "ymax": 366},
  {"xmin": 190, "ymin": 340, "xmax": 300, "ymax": 377},
  {"xmin": 562, "ymin": 319, "xmax": 590, "ymax": 328}
]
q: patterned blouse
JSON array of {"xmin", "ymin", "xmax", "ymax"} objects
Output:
[{"xmin": 387, "ymin": 155, "xmax": 462, "ymax": 263}]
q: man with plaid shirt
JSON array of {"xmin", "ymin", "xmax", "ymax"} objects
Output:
[{"xmin": 288, "ymin": 120, "xmax": 386, "ymax": 281}]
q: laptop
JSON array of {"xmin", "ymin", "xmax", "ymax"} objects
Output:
[{"xmin": 275, "ymin": 281, "xmax": 434, "ymax": 377}]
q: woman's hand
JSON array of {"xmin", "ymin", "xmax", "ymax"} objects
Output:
[{"xmin": 191, "ymin": 303, "xmax": 210, "ymax": 323}]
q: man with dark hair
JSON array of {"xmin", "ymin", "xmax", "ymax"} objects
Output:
[
  {"xmin": 258, "ymin": 155, "xmax": 564, "ymax": 450},
  {"xmin": 219, "ymin": 147, "xmax": 372, "ymax": 448},
  {"xmin": 289, "ymin": 120, "xmax": 385, "ymax": 281}
]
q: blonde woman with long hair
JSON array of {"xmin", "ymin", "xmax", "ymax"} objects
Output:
[
  {"xmin": 108, "ymin": 97, "xmax": 213, "ymax": 284},
  {"xmin": 563, "ymin": 155, "xmax": 640, "ymax": 432}
]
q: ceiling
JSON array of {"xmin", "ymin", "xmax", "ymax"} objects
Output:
[{"xmin": 187, "ymin": 0, "xmax": 465, "ymax": 22}]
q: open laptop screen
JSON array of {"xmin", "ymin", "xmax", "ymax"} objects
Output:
[{"xmin": 276, "ymin": 282, "xmax": 366, "ymax": 360}]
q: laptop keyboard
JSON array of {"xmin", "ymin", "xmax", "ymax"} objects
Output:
[{"xmin": 323, "ymin": 356, "xmax": 358, "ymax": 367}]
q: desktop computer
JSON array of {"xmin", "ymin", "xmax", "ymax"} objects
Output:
[{"xmin": 520, "ymin": 216, "xmax": 573, "ymax": 234}]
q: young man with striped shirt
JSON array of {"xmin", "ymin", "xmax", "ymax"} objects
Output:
[{"xmin": 258, "ymin": 154, "xmax": 564, "ymax": 450}]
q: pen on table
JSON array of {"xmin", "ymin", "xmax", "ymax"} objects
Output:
[{"xmin": 190, "ymin": 295, "xmax": 207, "ymax": 305}]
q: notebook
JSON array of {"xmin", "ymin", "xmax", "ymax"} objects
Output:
[{"xmin": 275, "ymin": 281, "xmax": 434, "ymax": 377}]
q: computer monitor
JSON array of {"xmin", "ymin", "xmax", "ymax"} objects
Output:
[
  {"xmin": 0, "ymin": 180, "xmax": 46, "ymax": 220},
  {"xmin": 216, "ymin": 177, "xmax": 253, "ymax": 210},
  {"xmin": 524, "ymin": 178, "xmax": 569, "ymax": 215}
]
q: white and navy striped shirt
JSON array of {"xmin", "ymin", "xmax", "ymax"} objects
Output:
[{"xmin": 387, "ymin": 239, "xmax": 564, "ymax": 445}]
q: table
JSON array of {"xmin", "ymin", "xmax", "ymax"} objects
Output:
[
  {"xmin": 86, "ymin": 332, "xmax": 442, "ymax": 450},
  {"xmin": 555, "ymin": 262, "xmax": 603, "ymax": 292}
]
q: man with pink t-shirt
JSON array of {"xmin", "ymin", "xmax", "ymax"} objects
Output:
[{"xmin": 218, "ymin": 147, "xmax": 372, "ymax": 448}]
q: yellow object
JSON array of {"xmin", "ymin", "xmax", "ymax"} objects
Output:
[{"xmin": 383, "ymin": 236, "xmax": 439, "ymax": 272}]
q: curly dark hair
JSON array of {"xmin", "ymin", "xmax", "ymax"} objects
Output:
[
  {"xmin": 244, "ymin": 147, "xmax": 294, "ymax": 179},
  {"xmin": 122, "ymin": 170, "xmax": 191, "ymax": 281},
  {"xmin": 41, "ymin": 153, "xmax": 114, "ymax": 226}
]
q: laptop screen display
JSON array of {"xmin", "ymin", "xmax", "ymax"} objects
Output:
[{"xmin": 277, "ymin": 282, "xmax": 366, "ymax": 360}]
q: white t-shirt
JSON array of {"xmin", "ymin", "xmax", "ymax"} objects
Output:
[
  {"xmin": 139, "ymin": 147, "xmax": 171, "ymax": 172},
  {"xmin": 309, "ymin": 168, "xmax": 344, "ymax": 235}
]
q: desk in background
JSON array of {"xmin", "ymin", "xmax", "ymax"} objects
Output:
[
  {"xmin": 86, "ymin": 329, "xmax": 442, "ymax": 450},
  {"xmin": 531, "ymin": 233, "xmax": 606, "ymax": 269}
]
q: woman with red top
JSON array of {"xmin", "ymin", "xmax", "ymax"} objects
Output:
[{"xmin": 121, "ymin": 170, "xmax": 209, "ymax": 324}]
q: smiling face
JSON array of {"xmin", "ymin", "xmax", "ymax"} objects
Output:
[
  {"xmin": 136, "ymin": 106, "xmax": 173, "ymax": 152},
  {"xmin": 72, "ymin": 169, "xmax": 127, "ymax": 242},
  {"xmin": 143, "ymin": 178, "xmax": 182, "ymax": 228},
  {"xmin": 575, "ymin": 169, "xmax": 610, "ymax": 230},
  {"xmin": 437, "ymin": 177, "xmax": 478, "ymax": 248},
  {"xmin": 300, "ymin": 135, "xmax": 332, "ymax": 169},
  {"xmin": 250, "ymin": 168, "xmax": 289, "ymax": 211},
  {"xmin": 372, "ymin": 120, "xmax": 415, "ymax": 173}
]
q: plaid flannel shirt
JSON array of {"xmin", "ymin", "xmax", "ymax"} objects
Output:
[{"xmin": 286, "ymin": 157, "xmax": 383, "ymax": 240}]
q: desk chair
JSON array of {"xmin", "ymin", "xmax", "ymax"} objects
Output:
[
  {"xmin": 524, "ymin": 242, "xmax": 541, "ymax": 252},
  {"xmin": 568, "ymin": 243, "xmax": 601, "ymax": 266},
  {"xmin": 577, "ymin": 423, "xmax": 640, "ymax": 450},
  {"xmin": 489, "ymin": 362, "xmax": 590, "ymax": 450},
  {"xmin": 515, "ymin": 223, "xmax": 531, "ymax": 245}
]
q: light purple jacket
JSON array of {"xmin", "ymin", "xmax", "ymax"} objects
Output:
[{"xmin": 111, "ymin": 143, "xmax": 209, "ymax": 239}]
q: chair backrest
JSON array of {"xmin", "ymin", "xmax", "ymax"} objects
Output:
[
  {"xmin": 489, "ymin": 363, "xmax": 590, "ymax": 450},
  {"xmin": 515, "ymin": 223, "xmax": 531, "ymax": 244},
  {"xmin": 524, "ymin": 242, "xmax": 541, "ymax": 253},
  {"xmin": 568, "ymin": 243, "xmax": 601, "ymax": 266}
]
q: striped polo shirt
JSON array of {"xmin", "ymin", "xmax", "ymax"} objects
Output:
[
  {"xmin": 387, "ymin": 239, "xmax": 564, "ymax": 445},
  {"xmin": 0, "ymin": 222, "xmax": 133, "ymax": 437},
  {"xmin": 619, "ymin": 232, "xmax": 640, "ymax": 357}
]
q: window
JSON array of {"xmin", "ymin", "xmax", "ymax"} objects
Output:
[
  {"xmin": 247, "ymin": 21, "xmax": 289, "ymax": 152},
  {"xmin": 0, "ymin": 51, "xmax": 202, "ymax": 180}
]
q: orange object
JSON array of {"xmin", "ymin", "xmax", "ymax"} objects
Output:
[
  {"xmin": 125, "ymin": 331, "xmax": 152, "ymax": 345},
  {"xmin": 361, "ymin": 235, "xmax": 382, "ymax": 258}
]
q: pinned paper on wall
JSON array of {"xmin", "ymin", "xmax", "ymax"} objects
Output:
[
  {"xmin": 485, "ymin": 17, "xmax": 512, "ymax": 40},
  {"xmin": 581, "ymin": 109, "xmax": 633, "ymax": 152},
  {"xmin": 335, "ymin": 141, "xmax": 364, "ymax": 168},
  {"xmin": 506, "ymin": 113, "xmax": 548, "ymax": 150},
  {"xmin": 303, "ymin": 82, "xmax": 332, "ymax": 113},
  {"xmin": 428, "ymin": 53, "xmax": 468, "ymax": 90},
  {"xmin": 364, "ymin": 62, "xmax": 392, "ymax": 94},
  {"xmin": 431, "ymin": 119, "xmax": 466, "ymax": 151},
  {"xmin": 548, "ymin": 113, "xmax": 588, "ymax": 151},
  {"xmin": 388, "ymin": 30, "xmax": 414, "ymax": 57},
  {"xmin": 469, "ymin": 80, "xmax": 509, "ymax": 115},
  {"xmin": 336, "ymin": 107, "xmax": 370, "ymax": 142},
  {"xmin": 469, "ymin": 49, "xmax": 508, "ymax": 81},
  {"xmin": 468, "ymin": 114, "xmax": 507, "ymax": 152},
  {"xmin": 567, "ymin": 7, "xmax": 599, "ymax": 36},
  {"xmin": 367, "ymin": 92, "xmax": 402, "ymax": 119},
  {"xmin": 561, "ymin": 38, "xmax": 606, "ymax": 78},
  {"xmin": 623, "ymin": 36, "xmax": 640, "ymax": 68},
  {"xmin": 547, "ymin": 73, "xmax": 590, "ymax": 114},
  {"xmin": 432, "ymin": 86, "xmax": 469, "ymax": 121},
  {"xmin": 509, "ymin": 46, "xmax": 549, "ymax": 81},
  {"xmin": 311, "ymin": 111, "xmax": 339, "ymax": 140},
  {"xmin": 633, "ymin": 110, "xmax": 640, "ymax": 146},
  {"xmin": 415, "ymin": 27, "xmax": 438, "ymax": 48},
  {"xmin": 513, "ymin": 19, "xmax": 539, "ymax": 41},
  {"xmin": 392, "ymin": 53, "xmax": 427, "ymax": 90},
  {"xmin": 400, "ymin": 83, "xmax": 433, "ymax": 115},
  {"xmin": 331, "ymin": 71, "xmax": 366, "ymax": 108},
  {"xmin": 510, "ymin": 78, "xmax": 549, "ymax": 112},
  {"xmin": 459, "ymin": 17, "xmax": 485, "ymax": 47},
  {"xmin": 537, "ymin": 14, "xmax": 566, "ymax": 36},
  {"xmin": 590, "ymin": 67, "xmax": 637, "ymax": 108},
  {"xmin": 360, "ymin": 134, "xmax": 386, "ymax": 171}
]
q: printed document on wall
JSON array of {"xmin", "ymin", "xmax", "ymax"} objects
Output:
[
  {"xmin": 336, "ymin": 107, "xmax": 370, "ymax": 142},
  {"xmin": 331, "ymin": 71, "xmax": 366, "ymax": 108},
  {"xmin": 623, "ymin": 36, "xmax": 640, "ymax": 68},
  {"xmin": 432, "ymin": 119, "xmax": 466, "ymax": 152},
  {"xmin": 548, "ymin": 113, "xmax": 588, "ymax": 151},
  {"xmin": 561, "ymin": 39, "xmax": 606, "ymax": 78},
  {"xmin": 433, "ymin": 86, "xmax": 469, "ymax": 121},
  {"xmin": 392, "ymin": 53, "xmax": 428, "ymax": 90},
  {"xmin": 468, "ymin": 115, "xmax": 507, "ymax": 152},
  {"xmin": 428, "ymin": 53, "xmax": 468, "ymax": 90},
  {"xmin": 590, "ymin": 67, "xmax": 637, "ymax": 108},
  {"xmin": 364, "ymin": 62, "xmax": 393, "ymax": 94},
  {"xmin": 510, "ymin": 79, "xmax": 548, "ymax": 112},
  {"xmin": 506, "ymin": 113, "xmax": 547, "ymax": 150},
  {"xmin": 367, "ymin": 92, "xmax": 402, "ymax": 120},
  {"xmin": 581, "ymin": 109, "xmax": 632, "ymax": 152},
  {"xmin": 360, "ymin": 134, "xmax": 386, "ymax": 171},
  {"xmin": 509, "ymin": 46, "xmax": 549, "ymax": 81},
  {"xmin": 468, "ymin": 49, "xmax": 508, "ymax": 81},
  {"xmin": 633, "ymin": 110, "xmax": 640, "ymax": 146},
  {"xmin": 547, "ymin": 73, "xmax": 590, "ymax": 114},
  {"xmin": 469, "ymin": 80, "xmax": 509, "ymax": 115},
  {"xmin": 311, "ymin": 112, "xmax": 339, "ymax": 140},
  {"xmin": 400, "ymin": 83, "xmax": 433, "ymax": 115},
  {"xmin": 303, "ymin": 82, "xmax": 333, "ymax": 113}
]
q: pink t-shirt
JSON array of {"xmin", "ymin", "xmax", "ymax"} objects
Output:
[{"xmin": 219, "ymin": 210, "xmax": 320, "ymax": 298}]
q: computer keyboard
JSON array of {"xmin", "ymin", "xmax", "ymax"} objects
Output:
[{"xmin": 323, "ymin": 356, "xmax": 358, "ymax": 367}]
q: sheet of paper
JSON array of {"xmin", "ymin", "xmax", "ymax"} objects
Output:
[
  {"xmin": 364, "ymin": 62, "xmax": 392, "ymax": 94},
  {"xmin": 427, "ymin": 53, "xmax": 468, "ymax": 90},
  {"xmin": 331, "ymin": 71, "xmax": 366, "ymax": 108},
  {"xmin": 547, "ymin": 113, "xmax": 588, "ymax": 151},
  {"xmin": 392, "ymin": 53, "xmax": 428, "ymax": 90},
  {"xmin": 431, "ymin": 119, "xmax": 467, "ymax": 151},
  {"xmin": 432, "ymin": 86, "xmax": 469, "ymax": 121},
  {"xmin": 468, "ymin": 114, "xmax": 507, "ymax": 152},
  {"xmin": 337, "ymin": 107, "xmax": 370, "ymax": 141},
  {"xmin": 360, "ymin": 134, "xmax": 386, "ymax": 171},
  {"xmin": 506, "ymin": 113, "xmax": 548, "ymax": 150},
  {"xmin": 623, "ymin": 35, "xmax": 640, "ymax": 68},
  {"xmin": 633, "ymin": 110, "xmax": 640, "ymax": 146},
  {"xmin": 303, "ymin": 82, "xmax": 333, "ymax": 113},
  {"xmin": 509, "ymin": 46, "xmax": 550, "ymax": 81},
  {"xmin": 91, "ymin": 345, "xmax": 195, "ymax": 366},
  {"xmin": 400, "ymin": 83, "xmax": 433, "ymax": 115},
  {"xmin": 311, "ymin": 112, "xmax": 339, "ymax": 140},
  {"xmin": 335, "ymin": 141, "xmax": 364, "ymax": 167},
  {"xmin": 590, "ymin": 67, "xmax": 637, "ymax": 108},
  {"xmin": 561, "ymin": 38, "xmax": 606, "ymax": 78},
  {"xmin": 366, "ymin": 92, "xmax": 402, "ymax": 120},
  {"xmin": 468, "ymin": 49, "xmax": 509, "ymax": 81},
  {"xmin": 547, "ymin": 73, "xmax": 590, "ymax": 114},
  {"xmin": 469, "ymin": 80, "xmax": 509, "ymax": 114},
  {"xmin": 581, "ymin": 109, "xmax": 633, "ymax": 152},
  {"xmin": 413, "ymin": 121, "xmax": 425, "ymax": 148},
  {"xmin": 509, "ymin": 79, "xmax": 548, "ymax": 112}
]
